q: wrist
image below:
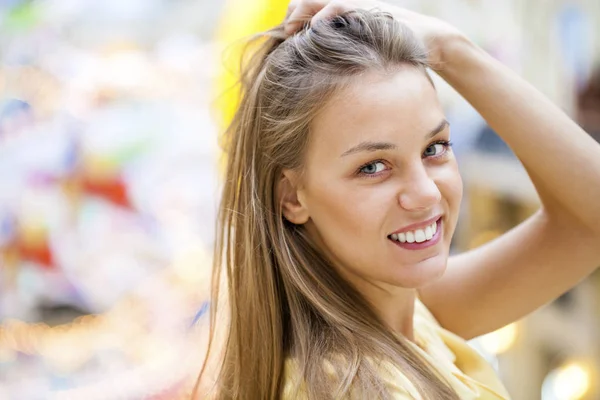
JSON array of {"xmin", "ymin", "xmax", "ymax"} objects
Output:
[{"xmin": 435, "ymin": 34, "xmax": 485, "ymax": 80}]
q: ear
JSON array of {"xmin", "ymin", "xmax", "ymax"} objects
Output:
[{"xmin": 277, "ymin": 170, "xmax": 310, "ymax": 225}]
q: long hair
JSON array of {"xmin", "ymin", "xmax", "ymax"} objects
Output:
[{"xmin": 196, "ymin": 10, "xmax": 459, "ymax": 400}]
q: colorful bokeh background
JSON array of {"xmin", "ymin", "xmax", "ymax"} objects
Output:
[{"xmin": 1, "ymin": 0, "xmax": 599, "ymax": 399}]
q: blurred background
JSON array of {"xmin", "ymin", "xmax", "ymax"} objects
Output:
[{"xmin": 0, "ymin": 0, "xmax": 599, "ymax": 399}]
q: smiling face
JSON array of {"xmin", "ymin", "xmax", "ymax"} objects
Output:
[{"xmin": 286, "ymin": 66, "xmax": 463, "ymax": 294}]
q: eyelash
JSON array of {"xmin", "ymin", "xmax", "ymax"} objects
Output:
[{"xmin": 356, "ymin": 140, "xmax": 454, "ymax": 178}]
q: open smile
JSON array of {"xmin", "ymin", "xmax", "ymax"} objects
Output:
[{"xmin": 387, "ymin": 217, "xmax": 442, "ymax": 250}]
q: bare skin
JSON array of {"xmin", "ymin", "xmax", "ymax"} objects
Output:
[
  {"xmin": 283, "ymin": 0, "xmax": 600, "ymax": 340},
  {"xmin": 282, "ymin": 66, "xmax": 462, "ymax": 339}
]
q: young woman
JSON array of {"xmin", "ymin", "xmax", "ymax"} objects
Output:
[{"xmin": 195, "ymin": 1, "xmax": 600, "ymax": 398}]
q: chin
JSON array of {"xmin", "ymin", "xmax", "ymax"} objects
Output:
[{"xmin": 389, "ymin": 253, "xmax": 448, "ymax": 289}]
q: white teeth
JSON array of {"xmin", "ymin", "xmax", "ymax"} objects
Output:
[
  {"xmin": 390, "ymin": 219, "xmax": 441, "ymax": 244},
  {"xmin": 398, "ymin": 232, "xmax": 406, "ymax": 243},
  {"xmin": 414, "ymin": 229, "xmax": 426, "ymax": 243},
  {"xmin": 425, "ymin": 226, "xmax": 433, "ymax": 240}
]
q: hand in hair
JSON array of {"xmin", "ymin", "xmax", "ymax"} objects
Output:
[{"xmin": 283, "ymin": 0, "xmax": 465, "ymax": 68}]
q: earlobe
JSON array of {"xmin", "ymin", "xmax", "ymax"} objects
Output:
[{"xmin": 278, "ymin": 171, "xmax": 310, "ymax": 225}]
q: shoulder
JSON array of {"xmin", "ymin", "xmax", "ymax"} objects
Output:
[{"xmin": 414, "ymin": 296, "xmax": 442, "ymax": 326}]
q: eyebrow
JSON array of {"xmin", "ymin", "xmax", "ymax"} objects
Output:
[{"xmin": 340, "ymin": 119, "xmax": 450, "ymax": 157}]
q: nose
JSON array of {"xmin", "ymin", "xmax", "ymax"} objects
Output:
[{"xmin": 398, "ymin": 166, "xmax": 442, "ymax": 211}]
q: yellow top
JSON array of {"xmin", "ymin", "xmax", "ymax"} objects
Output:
[{"xmin": 283, "ymin": 298, "xmax": 511, "ymax": 399}]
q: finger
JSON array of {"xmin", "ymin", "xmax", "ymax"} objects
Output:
[
  {"xmin": 285, "ymin": 0, "xmax": 298, "ymax": 20},
  {"xmin": 309, "ymin": 1, "xmax": 352, "ymax": 28},
  {"xmin": 284, "ymin": 0, "xmax": 327, "ymax": 36},
  {"xmin": 284, "ymin": 8, "xmax": 313, "ymax": 35},
  {"xmin": 310, "ymin": 0, "xmax": 357, "ymax": 26}
]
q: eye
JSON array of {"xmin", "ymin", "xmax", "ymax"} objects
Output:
[
  {"xmin": 423, "ymin": 141, "xmax": 452, "ymax": 158},
  {"xmin": 359, "ymin": 161, "xmax": 386, "ymax": 175}
]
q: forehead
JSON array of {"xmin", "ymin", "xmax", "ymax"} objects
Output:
[{"xmin": 308, "ymin": 67, "xmax": 444, "ymax": 155}]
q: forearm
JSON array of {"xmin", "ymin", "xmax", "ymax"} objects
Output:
[{"xmin": 438, "ymin": 37, "xmax": 600, "ymax": 234}]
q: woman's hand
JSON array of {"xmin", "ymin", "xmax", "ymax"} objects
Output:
[{"xmin": 284, "ymin": 0, "xmax": 468, "ymax": 68}]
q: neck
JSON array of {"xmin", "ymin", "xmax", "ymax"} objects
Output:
[
  {"xmin": 366, "ymin": 285, "xmax": 417, "ymax": 341},
  {"xmin": 336, "ymin": 266, "xmax": 418, "ymax": 341}
]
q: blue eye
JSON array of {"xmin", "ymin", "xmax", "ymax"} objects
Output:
[
  {"xmin": 360, "ymin": 161, "xmax": 386, "ymax": 175},
  {"xmin": 424, "ymin": 141, "xmax": 452, "ymax": 158}
]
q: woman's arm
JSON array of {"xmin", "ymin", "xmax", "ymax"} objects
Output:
[
  {"xmin": 440, "ymin": 39, "xmax": 600, "ymax": 233},
  {"xmin": 284, "ymin": 0, "xmax": 600, "ymax": 339},
  {"xmin": 418, "ymin": 36, "xmax": 600, "ymax": 339}
]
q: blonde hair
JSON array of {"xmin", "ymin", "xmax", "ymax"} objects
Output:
[{"xmin": 197, "ymin": 10, "xmax": 459, "ymax": 400}]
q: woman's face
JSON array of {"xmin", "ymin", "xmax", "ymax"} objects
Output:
[{"xmin": 295, "ymin": 66, "xmax": 462, "ymax": 290}]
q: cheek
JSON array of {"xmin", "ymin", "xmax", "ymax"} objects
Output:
[
  {"xmin": 308, "ymin": 181, "xmax": 382, "ymax": 234},
  {"xmin": 303, "ymin": 180, "xmax": 392, "ymax": 264},
  {"xmin": 447, "ymin": 170, "xmax": 463, "ymax": 209},
  {"xmin": 433, "ymin": 161, "xmax": 463, "ymax": 207},
  {"xmin": 433, "ymin": 163, "xmax": 463, "ymax": 234}
]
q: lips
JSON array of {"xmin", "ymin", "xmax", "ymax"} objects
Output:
[
  {"xmin": 388, "ymin": 217, "xmax": 443, "ymax": 250},
  {"xmin": 389, "ymin": 218, "xmax": 438, "ymax": 244},
  {"xmin": 388, "ymin": 215, "xmax": 442, "ymax": 237}
]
